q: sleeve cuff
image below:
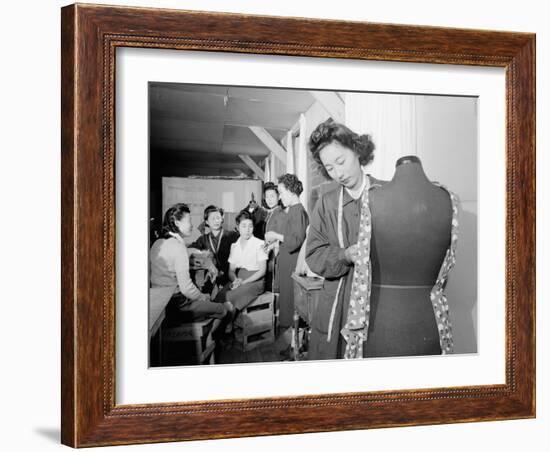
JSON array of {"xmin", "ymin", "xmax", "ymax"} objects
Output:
[{"xmin": 337, "ymin": 248, "xmax": 352, "ymax": 266}]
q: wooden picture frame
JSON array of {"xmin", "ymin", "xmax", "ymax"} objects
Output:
[{"xmin": 61, "ymin": 3, "xmax": 535, "ymax": 447}]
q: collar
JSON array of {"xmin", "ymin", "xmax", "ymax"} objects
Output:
[
  {"xmin": 344, "ymin": 174, "xmax": 368, "ymax": 200},
  {"xmin": 238, "ymin": 236, "xmax": 255, "ymax": 249},
  {"xmin": 168, "ymin": 231, "xmax": 185, "ymax": 244},
  {"xmin": 210, "ymin": 229, "xmax": 222, "ymax": 238},
  {"xmin": 341, "ymin": 189, "xmax": 357, "ymax": 207},
  {"xmin": 341, "ymin": 177, "xmax": 371, "ymax": 206}
]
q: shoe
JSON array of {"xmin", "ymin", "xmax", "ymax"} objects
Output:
[
  {"xmin": 279, "ymin": 345, "xmax": 293, "ymax": 360},
  {"xmin": 220, "ymin": 333, "xmax": 235, "ymax": 350},
  {"xmin": 222, "ymin": 303, "xmax": 236, "ymax": 333}
]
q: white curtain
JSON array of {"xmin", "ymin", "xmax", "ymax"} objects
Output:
[{"xmin": 344, "ymin": 92, "xmax": 418, "ymax": 181}]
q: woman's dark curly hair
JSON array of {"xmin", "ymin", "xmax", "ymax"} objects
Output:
[
  {"xmin": 263, "ymin": 182, "xmax": 279, "ymax": 196},
  {"xmin": 235, "ymin": 209, "xmax": 254, "ymax": 226},
  {"xmin": 161, "ymin": 203, "xmax": 190, "ymax": 238},
  {"xmin": 277, "ymin": 173, "xmax": 303, "ymax": 196},
  {"xmin": 203, "ymin": 204, "xmax": 224, "ymax": 222},
  {"xmin": 308, "ymin": 118, "xmax": 375, "ymax": 180}
]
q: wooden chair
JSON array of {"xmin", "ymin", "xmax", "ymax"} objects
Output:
[
  {"xmin": 234, "ymin": 292, "xmax": 275, "ymax": 351},
  {"xmin": 160, "ymin": 317, "xmax": 221, "ymax": 365}
]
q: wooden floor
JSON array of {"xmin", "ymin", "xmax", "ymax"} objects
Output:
[
  {"xmin": 215, "ymin": 334, "xmax": 286, "ymax": 364},
  {"xmin": 150, "ymin": 326, "xmax": 293, "ymax": 367},
  {"xmin": 214, "ymin": 325, "xmax": 310, "ymax": 364}
]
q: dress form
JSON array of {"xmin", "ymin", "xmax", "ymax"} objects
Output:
[{"xmin": 366, "ymin": 155, "xmax": 452, "ymax": 357}]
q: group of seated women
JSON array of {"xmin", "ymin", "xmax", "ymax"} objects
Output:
[{"xmin": 150, "ymin": 173, "xmax": 309, "ymax": 352}]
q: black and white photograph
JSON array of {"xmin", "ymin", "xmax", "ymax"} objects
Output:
[
  {"xmin": 1, "ymin": 0, "xmax": 543, "ymax": 448},
  {"xmin": 148, "ymin": 83, "xmax": 478, "ymax": 367}
]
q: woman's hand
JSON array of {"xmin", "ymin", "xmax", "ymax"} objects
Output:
[
  {"xmin": 344, "ymin": 244, "xmax": 360, "ymax": 264},
  {"xmin": 206, "ymin": 261, "xmax": 218, "ymax": 279},
  {"xmin": 231, "ymin": 278, "xmax": 243, "ymax": 289},
  {"xmin": 264, "ymin": 230, "xmax": 281, "ymax": 244},
  {"xmin": 262, "ymin": 241, "xmax": 276, "ymax": 253},
  {"xmin": 198, "ymin": 292, "xmax": 211, "ymax": 303},
  {"xmin": 189, "ymin": 253, "xmax": 198, "ymax": 268}
]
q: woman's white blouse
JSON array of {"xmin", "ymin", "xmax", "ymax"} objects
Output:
[{"xmin": 228, "ymin": 236, "xmax": 268, "ymax": 271}]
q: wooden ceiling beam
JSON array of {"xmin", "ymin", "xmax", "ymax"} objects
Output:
[
  {"xmin": 310, "ymin": 91, "xmax": 345, "ymax": 123},
  {"xmin": 249, "ymin": 126, "xmax": 287, "ymax": 164},
  {"xmin": 238, "ymin": 154, "xmax": 265, "ymax": 179}
]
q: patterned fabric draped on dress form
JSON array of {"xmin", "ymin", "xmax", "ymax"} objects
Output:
[{"xmin": 340, "ymin": 181, "xmax": 459, "ymax": 359}]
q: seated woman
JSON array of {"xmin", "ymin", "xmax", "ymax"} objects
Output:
[
  {"xmin": 150, "ymin": 203, "xmax": 231, "ymax": 324},
  {"xmin": 215, "ymin": 210, "xmax": 268, "ymax": 323},
  {"xmin": 190, "ymin": 205, "xmax": 239, "ymax": 291}
]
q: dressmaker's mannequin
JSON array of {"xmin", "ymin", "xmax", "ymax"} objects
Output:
[{"xmin": 367, "ymin": 155, "xmax": 452, "ymax": 357}]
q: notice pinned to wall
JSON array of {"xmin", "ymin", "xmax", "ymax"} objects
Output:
[{"xmin": 222, "ymin": 192, "xmax": 235, "ymax": 212}]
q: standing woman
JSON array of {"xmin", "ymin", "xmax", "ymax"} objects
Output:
[
  {"xmin": 265, "ymin": 174, "xmax": 309, "ymax": 350},
  {"xmin": 262, "ymin": 182, "xmax": 287, "ymax": 292},
  {"xmin": 263, "ymin": 182, "xmax": 286, "ymax": 237},
  {"xmin": 150, "ymin": 203, "xmax": 230, "ymax": 323},
  {"xmin": 305, "ymin": 119, "xmax": 379, "ymax": 360}
]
